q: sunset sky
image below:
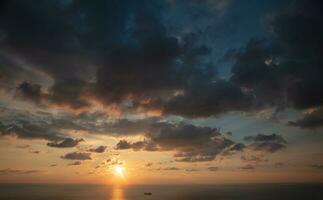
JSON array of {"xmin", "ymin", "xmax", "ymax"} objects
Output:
[{"xmin": 0, "ymin": 0, "xmax": 323, "ymax": 184}]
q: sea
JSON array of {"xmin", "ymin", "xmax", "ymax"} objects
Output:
[{"xmin": 0, "ymin": 183, "xmax": 322, "ymax": 200}]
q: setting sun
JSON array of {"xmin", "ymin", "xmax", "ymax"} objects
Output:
[{"xmin": 113, "ymin": 165, "xmax": 125, "ymax": 178}]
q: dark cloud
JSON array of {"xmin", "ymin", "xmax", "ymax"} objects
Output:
[
  {"xmin": 61, "ymin": 152, "xmax": 91, "ymax": 160},
  {"xmin": 105, "ymin": 117, "xmax": 159, "ymax": 136},
  {"xmin": 115, "ymin": 140, "xmax": 131, "ymax": 150},
  {"xmin": 229, "ymin": 143, "xmax": 246, "ymax": 152},
  {"xmin": 95, "ymin": 25, "xmax": 182, "ymax": 105},
  {"xmin": 0, "ymin": 120, "xmax": 64, "ymax": 141},
  {"xmin": 243, "ymin": 133, "xmax": 286, "ymax": 153},
  {"xmin": 115, "ymin": 122, "xmax": 234, "ymax": 162},
  {"xmin": 0, "ymin": 108, "xmax": 100, "ymax": 141},
  {"xmin": 243, "ymin": 134, "xmax": 286, "ymax": 144},
  {"xmin": 246, "ymin": 142, "xmax": 286, "ymax": 153},
  {"xmin": 226, "ymin": 0, "xmax": 323, "ymax": 116},
  {"xmin": 15, "ymin": 82, "xmax": 44, "ymax": 104},
  {"xmin": 88, "ymin": 145, "xmax": 107, "ymax": 153},
  {"xmin": 229, "ymin": 39, "xmax": 284, "ymax": 108},
  {"xmin": 48, "ymin": 79, "xmax": 92, "ymax": 109},
  {"xmin": 14, "ymin": 80, "xmax": 92, "ymax": 110},
  {"xmin": 0, "ymin": 0, "xmax": 243, "ymax": 119},
  {"xmin": 0, "ymin": 0, "xmax": 322, "ymax": 122},
  {"xmin": 0, "ymin": 0, "xmax": 96, "ymax": 80},
  {"xmin": 47, "ymin": 138, "xmax": 84, "ymax": 148},
  {"xmin": 164, "ymin": 80, "xmax": 254, "ymax": 118},
  {"xmin": 115, "ymin": 140, "xmax": 152, "ymax": 151},
  {"xmin": 288, "ymin": 108, "xmax": 323, "ymax": 129},
  {"xmin": 221, "ymin": 143, "xmax": 246, "ymax": 157},
  {"xmin": 0, "ymin": 108, "xmax": 105, "ymax": 148},
  {"xmin": 243, "ymin": 134, "xmax": 287, "ymax": 153}
]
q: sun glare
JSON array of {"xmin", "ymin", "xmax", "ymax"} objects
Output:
[{"xmin": 114, "ymin": 165, "xmax": 125, "ymax": 178}]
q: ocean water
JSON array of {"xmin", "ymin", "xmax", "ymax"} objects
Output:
[{"xmin": 0, "ymin": 183, "xmax": 322, "ymax": 200}]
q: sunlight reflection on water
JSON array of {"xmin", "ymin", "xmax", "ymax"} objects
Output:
[{"xmin": 112, "ymin": 186, "xmax": 124, "ymax": 200}]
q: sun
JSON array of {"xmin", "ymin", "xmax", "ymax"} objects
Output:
[{"xmin": 113, "ymin": 165, "xmax": 125, "ymax": 178}]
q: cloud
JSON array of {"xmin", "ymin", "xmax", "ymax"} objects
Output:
[
  {"xmin": 14, "ymin": 80, "xmax": 92, "ymax": 110},
  {"xmin": 240, "ymin": 164, "xmax": 255, "ymax": 170},
  {"xmin": 0, "ymin": 120, "xmax": 64, "ymax": 141},
  {"xmin": 0, "ymin": 108, "xmax": 285, "ymax": 162},
  {"xmin": 30, "ymin": 150, "xmax": 41, "ymax": 154},
  {"xmin": 16, "ymin": 145, "xmax": 30, "ymax": 149},
  {"xmin": 115, "ymin": 122, "xmax": 234, "ymax": 162},
  {"xmin": 288, "ymin": 107, "xmax": 323, "ymax": 129},
  {"xmin": 0, "ymin": 0, "xmax": 260, "ymax": 120},
  {"xmin": 220, "ymin": 143, "xmax": 246, "ymax": 157},
  {"xmin": 311, "ymin": 164, "xmax": 323, "ymax": 170},
  {"xmin": 1, "ymin": 110, "xmax": 242, "ymax": 162},
  {"xmin": 48, "ymin": 79, "xmax": 92, "ymax": 109},
  {"xmin": 207, "ymin": 166, "xmax": 218, "ymax": 171},
  {"xmin": 47, "ymin": 138, "xmax": 84, "ymax": 148},
  {"xmin": 225, "ymin": 131, "xmax": 232, "ymax": 136},
  {"xmin": 88, "ymin": 145, "xmax": 107, "ymax": 153},
  {"xmin": 247, "ymin": 142, "xmax": 285, "ymax": 153},
  {"xmin": 228, "ymin": 143, "xmax": 246, "ymax": 152},
  {"xmin": 225, "ymin": 0, "xmax": 323, "ymax": 117},
  {"xmin": 145, "ymin": 162, "xmax": 153, "ymax": 167},
  {"xmin": 61, "ymin": 152, "xmax": 92, "ymax": 160},
  {"xmin": 106, "ymin": 158, "xmax": 123, "ymax": 166},
  {"xmin": 102, "ymin": 117, "xmax": 159, "ymax": 136},
  {"xmin": 244, "ymin": 134, "xmax": 286, "ymax": 144},
  {"xmin": 68, "ymin": 161, "xmax": 82, "ymax": 166},
  {"xmin": 243, "ymin": 134, "xmax": 287, "ymax": 153},
  {"xmin": 241, "ymin": 155, "xmax": 268, "ymax": 163},
  {"xmin": 0, "ymin": 107, "xmax": 100, "ymax": 141},
  {"xmin": 161, "ymin": 167, "xmax": 180, "ymax": 171},
  {"xmin": 115, "ymin": 140, "xmax": 132, "ymax": 150},
  {"xmin": 15, "ymin": 82, "xmax": 45, "ymax": 104},
  {"xmin": 0, "ymin": 108, "xmax": 157, "ymax": 142},
  {"xmin": 185, "ymin": 168, "xmax": 200, "ymax": 172},
  {"xmin": 274, "ymin": 162, "xmax": 284, "ymax": 168},
  {"xmin": 164, "ymin": 80, "xmax": 254, "ymax": 118},
  {"xmin": 0, "ymin": 0, "xmax": 217, "ymax": 116},
  {"xmin": 0, "ymin": 169, "xmax": 42, "ymax": 175},
  {"xmin": 0, "ymin": 0, "xmax": 322, "ymax": 123},
  {"xmin": 115, "ymin": 140, "xmax": 155, "ymax": 151}
]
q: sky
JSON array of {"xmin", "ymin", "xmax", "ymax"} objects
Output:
[{"xmin": 0, "ymin": 0, "xmax": 323, "ymax": 184}]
